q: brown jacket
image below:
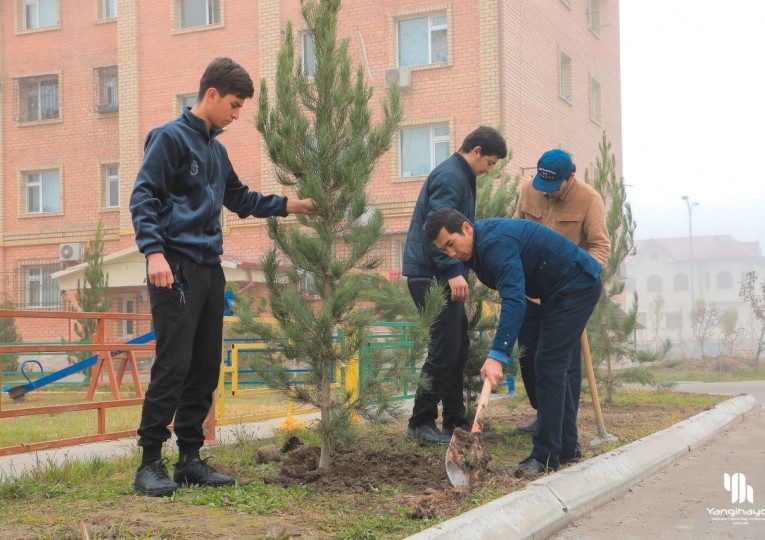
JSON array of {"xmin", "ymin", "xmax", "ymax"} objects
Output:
[{"xmin": 514, "ymin": 177, "xmax": 610, "ymax": 266}]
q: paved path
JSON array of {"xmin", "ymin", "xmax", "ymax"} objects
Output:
[{"xmin": 551, "ymin": 381, "xmax": 765, "ymax": 540}]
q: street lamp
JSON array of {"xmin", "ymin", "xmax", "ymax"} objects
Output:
[{"xmin": 681, "ymin": 195, "xmax": 699, "ymax": 357}]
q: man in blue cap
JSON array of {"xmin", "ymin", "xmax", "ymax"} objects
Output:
[
  {"xmin": 513, "ymin": 149, "xmax": 609, "ymax": 445},
  {"xmin": 424, "ymin": 207, "xmax": 603, "ymax": 478}
]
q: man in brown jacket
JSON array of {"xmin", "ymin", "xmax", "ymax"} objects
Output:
[{"xmin": 513, "ymin": 149, "xmax": 610, "ymax": 445}]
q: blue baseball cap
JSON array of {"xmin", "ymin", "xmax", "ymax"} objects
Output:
[{"xmin": 532, "ymin": 149, "xmax": 574, "ymax": 192}]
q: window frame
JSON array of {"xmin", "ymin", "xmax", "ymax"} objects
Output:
[
  {"xmin": 123, "ymin": 299, "xmax": 135, "ymax": 338},
  {"xmin": 103, "ymin": 164, "xmax": 119, "ymax": 208},
  {"xmin": 24, "ymin": 169, "xmax": 61, "ymax": 215},
  {"xmin": 302, "ymin": 32, "xmax": 317, "ymax": 78},
  {"xmin": 24, "ymin": 264, "xmax": 61, "ymax": 309},
  {"xmin": 21, "ymin": 0, "xmax": 58, "ymax": 31},
  {"xmin": 397, "ymin": 11, "xmax": 448, "ymax": 68},
  {"xmin": 399, "ymin": 123, "xmax": 450, "ymax": 178},
  {"xmin": 588, "ymin": 0, "xmax": 601, "ymax": 35},
  {"xmin": 589, "ymin": 76, "xmax": 602, "ymax": 124},
  {"xmin": 178, "ymin": 0, "xmax": 221, "ymax": 30},
  {"xmin": 559, "ymin": 50, "xmax": 573, "ymax": 103},
  {"xmin": 95, "ymin": 66, "xmax": 119, "ymax": 114},
  {"xmin": 99, "ymin": 0, "xmax": 117, "ymax": 20},
  {"xmin": 17, "ymin": 74, "xmax": 60, "ymax": 123}
]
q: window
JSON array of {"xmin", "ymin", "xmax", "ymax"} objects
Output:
[
  {"xmin": 717, "ymin": 271, "xmax": 733, "ymax": 290},
  {"xmin": 17, "ymin": 75, "xmax": 59, "ymax": 122},
  {"xmin": 673, "ymin": 273, "xmax": 689, "ymax": 291},
  {"xmin": 123, "ymin": 299, "xmax": 135, "ymax": 337},
  {"xmin": 178, "ymin": 93, "xmax": 197, "ymax": 112},
  {"xmin": 589, "ymin": 77, "xmax": 601, "ymax": 124},
  {"xmin": 95, "ymin": 66, "xmax": 118, "ymax": 113},
  {"xmin": 104, "ymin": 164, "xmax": 119, "ymax": 208},
  {"xmin": 179, "ymin": 0, "xmax": 220, "ymax": 28},
  {"xmin": 25, "ymin": 169, "xmax": 60, "ymax": 214},
  {"xmin": 666, "ymin": 311, "xmax": 682, "ymax": 330},
  {"xmin": 398, "ymin": 12, "xmax": 447, "ymax": 67},
  {"xmin": 647, "ymin": 274, "xmax": 662, "ymax": 293},
  {"xmin": 299, "ymin": 270, "xmax": 319, "ymax": 295},
  {"xmin": 559, "ymin": 51, "xmax": 573, "ymax": 102},
  {"xmin": 22, "ymin": 0, "xmax": 58, "ymax": 30},
  {"xmin": 303, "ymin": 33, "xmax": 317, "ymax": 78},
  {"xmin": 400, "ymin": 124, "xmax": 450, "ymax": 177},
  {"xmin": 588, "ymin": 0, "xmax": 601, "ymax": 34},
  {"xmin": 100, "ymin": 0, "xmax": 117, "ymax": 19},
  {"xmin": 25, "ymin": 264, "xmax": 60, "ymax": 308}
]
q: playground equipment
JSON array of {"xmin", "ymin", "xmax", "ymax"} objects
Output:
[{"xmin": 3, "ymin": 330, "xmax": 155, "ymax": 401}]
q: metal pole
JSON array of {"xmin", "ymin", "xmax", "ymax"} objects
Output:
[{"xmin": 681, "ymin": 196, "xmax": 699, "ymax": 357}]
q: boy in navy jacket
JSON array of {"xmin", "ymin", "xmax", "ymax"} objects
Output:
[{"xmin": 130, "ymin": 58, "xmax": 313, "ymax": 496}]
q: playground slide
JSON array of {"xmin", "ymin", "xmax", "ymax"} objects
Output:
[{"xmin": 3, "ymin": 330, "xmax": 156, "ymax": 400}]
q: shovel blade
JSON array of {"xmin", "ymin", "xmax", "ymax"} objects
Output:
[{"xmin": 445, "ymin": 437, "xmax": 470, "ymax": 488}]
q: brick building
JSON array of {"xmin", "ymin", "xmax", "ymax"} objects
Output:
[{"xmin": 0, "ymin": 0, "xmax": 622, "ymax": 341}]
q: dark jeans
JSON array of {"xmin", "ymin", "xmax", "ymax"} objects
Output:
[
  {"xmin": 531, "ymin": 280, "xmax": 602, "ymax": 468},
  {"xmin": 518, "ymin": 301, "xmax": 583, "ymax": 412},
  {"xmin": 407, "ymin": 277, "xmax": 469, "ymax": 430},
  {"xmin": 137, "ymin": 251, "xmax": 225, "ymax": 453}
]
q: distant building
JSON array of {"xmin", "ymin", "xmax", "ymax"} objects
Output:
[
  {"xmin": 0, "ymin": 1, "xmax": 622, "ymax": 341},
  {"xmin": 625, "ymin": 236, "xmax": 765, "ymax": 357}
]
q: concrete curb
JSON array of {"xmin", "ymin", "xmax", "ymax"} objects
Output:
[{"xmin": 406, "ymin": 393, "xmax": 761, "ymax": 540}]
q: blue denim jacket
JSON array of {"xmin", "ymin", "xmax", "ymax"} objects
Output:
[{"xmin": 465, "ymin": 218, "xmax": 602, "ymax": 358}]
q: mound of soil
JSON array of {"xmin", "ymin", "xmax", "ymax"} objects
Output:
[
  {"xmin": 447, "ymin": 427, "xmax": 491, "ymax": 484},
  {"xmin": 264, "ymin": 443, "xmax": 450, "ymax": 493}
]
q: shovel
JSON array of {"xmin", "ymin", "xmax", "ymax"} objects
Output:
[{"xmin": 445, "ymin": 378, "xmax": 493, "ymax": 488}]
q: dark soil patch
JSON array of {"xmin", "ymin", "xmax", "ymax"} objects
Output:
[{"xmin": 265, "ymin": 441, "xmax": 451, "ymax": 493}]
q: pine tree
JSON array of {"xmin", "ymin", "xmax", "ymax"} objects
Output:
[
  {"xmin": 739, "ymin": 270, "xmax": 765, "ymax": 368},
  {"xmin": 0, "ymin": 298, "xmax": 21, "ymax": 372},
  {"xmin": 238, "ymin": 0, "xmax": 442, "ymax": 469},
  {"xmin": 74, "ymin": 220, "xmax": 111, "ymax": 382},
  {"xmin": 586, "ymin": 132, "xmax": 639, "ymax": 402}
]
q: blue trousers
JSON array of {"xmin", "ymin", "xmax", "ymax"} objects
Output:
[
  {"xmin": 518, "ymin": 301, "xmax": 583, "ymax": 412},
  {"xmin": 531, "ymin": 280, "xmax": 602, "ymax": 468}
]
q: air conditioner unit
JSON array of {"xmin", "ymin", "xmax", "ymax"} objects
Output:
[
  {"xmin": 59, "ymin": 242, "xmax": 84, "ymax": 262},
  {"xmin": 384, "ymin": 66, "xmax": 411, "ymax": 89}
]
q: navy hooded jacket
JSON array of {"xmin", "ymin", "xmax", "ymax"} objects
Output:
[
  {"xmin": 130, "ymin": 108, "xmax": 288, "ymax": 265},
  {"xmin": 464, "ymin": 218, "xmax": 602, "ymax": 359},
  {"xmin": 402, "ymin": 153, "xmax": 476, "ymax": 281}
]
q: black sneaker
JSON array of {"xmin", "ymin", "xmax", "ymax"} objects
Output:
[
  {"xmin": 514, "ymin": 456, "xmax": 554, "ymax": 480},
  {"xmin": 134, "ymin": 459, "xmax": 179, "ymax": 497},
  {"xmin": 560, "ymin": 447, "xmax": 583, "ymax": 465},
  {"xmin": 173, "ymin": 457, "xmax": 236, "ymax": 487},
  {"xmin": 405, "ymin": 425, "xmax": 451, "ymax": 445},
  {"xmin": 516, "ymin": 418, "xmax": 538, "ymax": 434}
]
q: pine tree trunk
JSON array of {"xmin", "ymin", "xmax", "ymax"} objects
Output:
[{"xmin": 319, "ymin": 355, "xmax": 332, "ymax": 470}]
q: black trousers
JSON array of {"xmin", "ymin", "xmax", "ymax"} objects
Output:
[
  {"xmin": 407, "ymin": 277, "xmax": 469, "ymax": 430},
  {"xmin": 518, "ymin": 301, "xmax": 583, "ymax": 412},
  {"xmin": 137, "ymin": 251, "xmax": 225, "ymax": 452}
]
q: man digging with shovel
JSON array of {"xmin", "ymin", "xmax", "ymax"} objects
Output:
[{"xmin": 425, "ymin": 208, "xmax": 602, "ymax": 479}]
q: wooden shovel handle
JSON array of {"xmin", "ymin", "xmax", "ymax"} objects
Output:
[{"xmin": 471, "ymin": 378, "xmax": 493, "ymax": 433}]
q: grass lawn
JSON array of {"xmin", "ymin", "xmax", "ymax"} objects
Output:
[
  {"xmin": 649, "ymin": 356, "xmax": 765, "ymax": 384},
  {"xmin": 0, "ymin": 388, "xmax": 726, "ymax": 540}
]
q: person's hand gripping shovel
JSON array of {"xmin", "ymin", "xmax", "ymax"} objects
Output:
[{"xmin": 445, "ymin": 378, "xmax": 493, "ymax": 488}]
